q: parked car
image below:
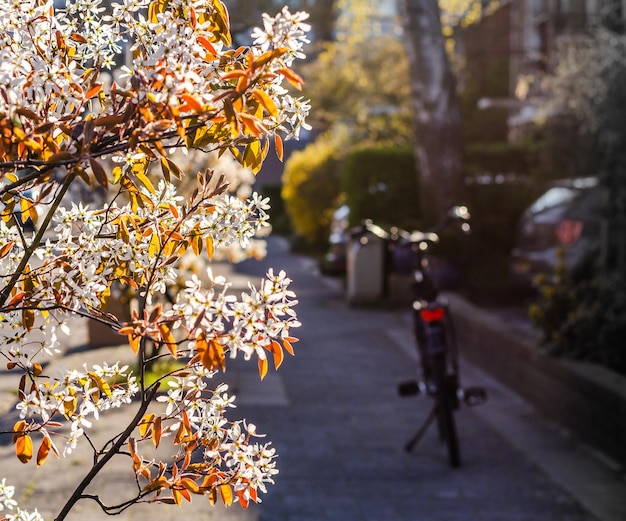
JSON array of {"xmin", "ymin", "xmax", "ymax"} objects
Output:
[{"xmin": 510, "ymin": 177, "xmax": 608, "ymax": 288}]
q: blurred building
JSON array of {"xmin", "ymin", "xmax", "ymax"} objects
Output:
[{"xmin": 463, "ymin": 0, "xmax": 626, "ymax": 138}]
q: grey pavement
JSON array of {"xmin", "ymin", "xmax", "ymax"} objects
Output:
[{"xmin": 1, "ymin": 235, "xmax": 625, "ymax": 521}]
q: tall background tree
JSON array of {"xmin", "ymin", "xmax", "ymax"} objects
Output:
[{"xmin": 398, "ymin": 0, "xmax": 464, "ymax": 224}]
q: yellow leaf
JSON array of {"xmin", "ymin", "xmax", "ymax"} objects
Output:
[
  {"xmin": 219, "ymin": 484, "xmax": 233, "ymax": 506},
  {"xmin": 141, "ymin": 475, "xmax": 169, "ymax": 493},
  {"xmin": 148, "ymin": 0, "xmax": 168, "ymax": 24},
  {"xmin": 136, "ymin": 171, "xmax": 155, "ymax": 195},
  {"xmin": 148, "ymin": 232, "xmax": 161, "ymax": 258},
  {"xmin": 209, "ymin": 0, "xmax": 231, "ymax": 46},
  {"xmin": 16, "ymin": 434, "xmax": 33, "ymax": 464},
  {"xmin": 223, "ymin": 99, "xmax": 239, "ymax": 139},
  {"xmin": 205, "ymin": 236, "xmax": 214, "ymax": 260},
  {"xmin": 191, "ymin": 233, "xmax": 202, "ymax": 256},
  {"xmin": 258, "ymin": 356, "xmax": 268, "ymax": 380},
  {"xmin": 23, "ymin": 308, "xmax": 35, "ymax": 331},
  {"xmin": 140, "ymin": 413, "xmax": 154, "ymax": 438}
]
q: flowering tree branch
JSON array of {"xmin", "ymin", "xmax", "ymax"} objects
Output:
[{"xmin": 0, "ymin": 1, "xmax": 310, "ymax": 519}]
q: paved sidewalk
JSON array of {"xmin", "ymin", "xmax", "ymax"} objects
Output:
[{"xmin": 0, "ymin": 236, "xmax": 624, "ymax": 521}]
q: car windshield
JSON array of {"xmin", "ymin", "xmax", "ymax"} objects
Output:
[{"xmin": 529, "ymin": 187, "xmax": 580, "ymax": 214}]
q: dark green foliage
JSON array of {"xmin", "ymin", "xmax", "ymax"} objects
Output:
[
  {"xmin": 530, "ymin": 251, "xmax": 626, "ymax": 375},
  {"xmin": 456, "ymin": 142, "xmax": 543, "ymax": 298},
  {"xmin": 260, "ymin": 183, "xmax": 292, "ymax": 236},
  {"xmin": 464, "ymin": 142, "xmax": 536, "ymax": 177},
  {"xmin": 461, "ymin": 175, "xmax": 541, "ymax": 298},
  {"xmin": 341, "ymin": 147, "xmax": 420, "ymax": 229}
]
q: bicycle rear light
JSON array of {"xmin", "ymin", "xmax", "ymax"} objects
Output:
[{"xmin": 419, "ymin": 307, "xmax": 445, "ymax": 322}]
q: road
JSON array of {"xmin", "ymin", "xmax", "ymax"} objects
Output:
[{"xmin": 0, "ymin": 236, "xmax": 623, "ymax": 521}]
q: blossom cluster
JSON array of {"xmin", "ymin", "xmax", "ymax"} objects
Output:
[
  {"xmin": 171, "ymin": 267, "xmax": 299, "ymax": 362},
  {"xmin": 152, "ymin": 379, "xmax": 279, "ymax": 500},
  {"xmin": 0, "ymin": 478, "xmax": 43, "ymax": 521},
  {"xmin": 0, "ymin": 0, "xmax": 311, "ymax": 137},
  {"xmin": 16, "ymin": 362, "xmax": 138, "ymax": 457},
  {"xmin": 0, "ymin": 178, "xmax": 271, "ymax": 365}
]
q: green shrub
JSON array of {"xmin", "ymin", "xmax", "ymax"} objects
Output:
[
  {"xmin": 281, "ymin": 134, "xmax": 342, "ymax": 246},
  {"xmin": 530, "ymin": 252, "xmax": 626, "ymax": 375},
  {"xmin": 341, "ymin": 146, "xmax": 420, "ymax": 229}
]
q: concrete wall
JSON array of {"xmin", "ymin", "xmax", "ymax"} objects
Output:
[{"xmin": 448, "ymin": 293, "xmax": 626, "ymax": 467}]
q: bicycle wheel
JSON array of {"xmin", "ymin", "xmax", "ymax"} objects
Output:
[{"xmin": 432, "ymin": 352, "xmax": 461, "ymax": 468}]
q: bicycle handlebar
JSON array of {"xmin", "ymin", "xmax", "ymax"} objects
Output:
[{"xmin": 352, "ymin": 206, "xmax": 470, "ymax": 246}]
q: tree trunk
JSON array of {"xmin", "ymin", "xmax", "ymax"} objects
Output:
[{"xmin": 398, "ymin": 0, "xmax": 464, "ymax": 225}]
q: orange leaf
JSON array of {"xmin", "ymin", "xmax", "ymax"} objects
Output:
[
  {"xmin": 277, "ymin": 67, "xmax": 304, "ymax": 90},
  {"xmin": 16, "ymin": 433, "xmax": 33, "ymax": 464},
  {"xmin": 196, "ymin": 334, "xmax": 226, "ymax": 372},
  {"xmin": 70, "ymin": 32, "xmax": 87, "ymax": 43},
  {"xmin": 152, "ymin": 416, "xmax": 162, "ymax": 448},
  {"xmin": 36, "ymin": 436, "xmax": 51, "ymax": 467},
  {"xmin": 0, "ymin": 241, "xmax": 14, "ymax": 258},
  {"xmin": 220, "ymin": 70, "xmax": 247, "ymax": 81},
  {"xmin": 158, "ymin": 324, "xmax": 177, "ymax": 358},
  {"xmin": 252, "ymin": 89, "xmax": 278, "ymax": 118},
  {"xmin": 283, "ymin": 338, "xmax": 296, "ymax": 356},
  {"xmin": 197, "ymin": 36, "xmax": 218, "ymax": 55},
  {"xmin": 85, "ymin": 84, "xmax": 102, "ymax": 99},
  {"xmin": 274, "ymin": 134, "xmax": 283, "ymax": 162},
  {"xmin": 128, "ymin": 333, "xmax": 141, "ymax": 354},
  {"xmin": 180, "ymin": 93, "xmax": 203, "ymax": 112},
  {"xmin": 179, "ymin": 486, "xmax": 192, "ymax": 503},
  {"xmin": 181, "ymin": 478, "xmax": 200, "ymax": 494},
  {"xmin": 239, "ymin": 113, "xmax": 266, "ymax": 137},
  {"xmin": 13, "ymin": 420, "xmax": 26, "ymax": 444},
  {"xmin": 6, "ymin": 291, "xmax": 25, "ymax": 308},
  {"xmin": 237, "ymin": 488, "xmax": 249, "ymax": 509},
  {"xmin": 271, "ymin": 340, "xmax": 284, "ymax": 370}
]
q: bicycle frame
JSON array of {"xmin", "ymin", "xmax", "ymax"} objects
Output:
[{"xmin": 387, "ymin": 207, "xmax": 485, "ymax": 467}]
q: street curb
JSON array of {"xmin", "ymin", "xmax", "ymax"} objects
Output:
[{"xmin": 447, "ymin": 292, "xmax": 626, "ymax": 469}]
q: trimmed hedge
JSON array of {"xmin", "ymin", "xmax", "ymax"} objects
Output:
[
  {"xmin": 342, "ymin": 147, "xmax": 421, "ymax": 229},
  {"xmin": 282, "ymin": 135, "xmax": 342, "ymax": 247},
  {"xmin": 464, "ymin": 142, "xmax": 535, "ymax": 177}
]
